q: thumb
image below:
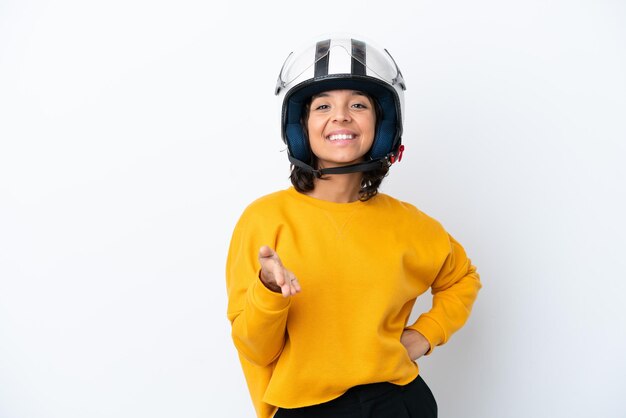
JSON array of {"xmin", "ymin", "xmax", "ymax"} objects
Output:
[{"xmin": 258, "ymin": 245, "xmax": 275, "ymax": 259}]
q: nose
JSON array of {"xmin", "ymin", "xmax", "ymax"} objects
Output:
[{"xmin": 331, "ymin": 105, "xmax": 351, "ymax": 123}]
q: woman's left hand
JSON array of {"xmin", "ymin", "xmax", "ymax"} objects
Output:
[{"xmin": 400, "ymin": 329, "xmax": 431, "ymax": 361}]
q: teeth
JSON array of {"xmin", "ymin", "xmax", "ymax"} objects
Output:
[{"xmin": 328, "ymin": 134, "xmax": 354, "ymax": 141}]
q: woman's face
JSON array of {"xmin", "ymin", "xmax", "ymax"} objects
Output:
[{"xmin": 306, "ymin": 89, "xmax": 376, "ymax": 169}]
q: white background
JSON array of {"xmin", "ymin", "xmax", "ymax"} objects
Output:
[{"xmin": 1, "ymin": 1, "xmax": 625, "ymax": 417}]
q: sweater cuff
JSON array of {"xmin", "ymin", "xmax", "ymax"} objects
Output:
[
  {"xmin": 407, "ymin": 315, "xmax": 446, "ymax": 356},
  {"xmin": 250, "ymin": 276, "xmax": 291, "ymax": 312}
]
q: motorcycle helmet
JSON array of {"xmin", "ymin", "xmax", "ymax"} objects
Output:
[{"xmin": 275, "ymin": 34, "xmax": 406, "ymax": 176}]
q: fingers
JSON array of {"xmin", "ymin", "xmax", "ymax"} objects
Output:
[
  {"xmin": 273, "ymin": 259, "xmax": 287, "ymax": 297},
  {"xmin": 285, "ymin": 271, "xmax": 295, "ymax": 297},
  {"xmin": 277, "ymin": 269, "xmax": 301, "ymax": 298},
  {"xmin": 274, "ymin": 263, "xmax": 301, "ymax": 298},
  {"xmin": 288, "ymin": 271, "xmax": 302, "ymax": 294}
]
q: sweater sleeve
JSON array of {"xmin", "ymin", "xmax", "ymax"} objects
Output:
[
  {"xmin": 407, "ymin": 234, "xmax": 481, "ymax": 355},
  {"xmin": 226, "ymin": 210, "xmax": 291, "ymax": 367}
]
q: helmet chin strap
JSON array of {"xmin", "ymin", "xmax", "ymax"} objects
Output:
[{"xmin": 288, "ymin": 153, "xmax": 396, "ymax": 178}]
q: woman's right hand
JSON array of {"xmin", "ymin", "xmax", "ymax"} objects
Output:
[{"xmin": 258, "ymin": 245, "xmax": 302, "ymax": 298}]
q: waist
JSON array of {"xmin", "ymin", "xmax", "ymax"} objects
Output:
[
  {"xmin": 277, "ymin": 376, "xmax": 419, "ymax": 413},
  {"xmin": 333, "ymin": 380, "xmax": 402, "ymax": 405}
]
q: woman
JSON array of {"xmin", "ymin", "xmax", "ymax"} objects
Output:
[{"xmin": 226, "ymin": 35, "xmax": 481, "ymax": 418}]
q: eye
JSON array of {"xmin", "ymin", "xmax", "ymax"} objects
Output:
[
  {"xmin": 312, "ymin": 103, "xmax": 330, "ymax": 111},
  {"xmin": 351, "ymin": 103, "xmax": 369, "ymax": 109}
]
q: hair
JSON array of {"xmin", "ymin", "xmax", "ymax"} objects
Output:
[{"xmin": 289, "ymin": 92, "xmax": 390, "ymax": 201}]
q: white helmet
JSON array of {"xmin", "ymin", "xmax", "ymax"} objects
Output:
[{"xmin": 275, "ymin": 34, "xmax": 406, "ymax": 176}]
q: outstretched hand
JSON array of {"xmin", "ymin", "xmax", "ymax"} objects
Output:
[{"xmin": 258, "ymin": 246, "xmax": 302, "ymax": 298}]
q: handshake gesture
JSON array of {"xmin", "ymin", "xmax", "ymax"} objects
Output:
[{"xmin": 258, "ymin": 246, "xmax": 302, "ymax": 298}]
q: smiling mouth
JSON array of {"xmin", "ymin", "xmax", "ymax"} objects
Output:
[{"xmin": 327, "ymin": 134, "xmax": 355, "ymax": 141}]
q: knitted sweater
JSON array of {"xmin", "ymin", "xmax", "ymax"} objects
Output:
[{"xmin": 226, "ymin": 187, "xmax": 481, "ymax": 418}]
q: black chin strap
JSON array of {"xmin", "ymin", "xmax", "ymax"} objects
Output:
[{"xmin": 288, "ymin": 153, "xmax": 396, "ymax": 178}]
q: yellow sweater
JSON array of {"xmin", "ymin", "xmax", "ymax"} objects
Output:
[{"xmin": 226, "ymin": 187, "xmax": 481, "ymax": 418}]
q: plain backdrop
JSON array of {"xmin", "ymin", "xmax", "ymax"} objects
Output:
[{"xmin": 1, "ymin": 1, "xmax": 625, "ymax": 417}]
